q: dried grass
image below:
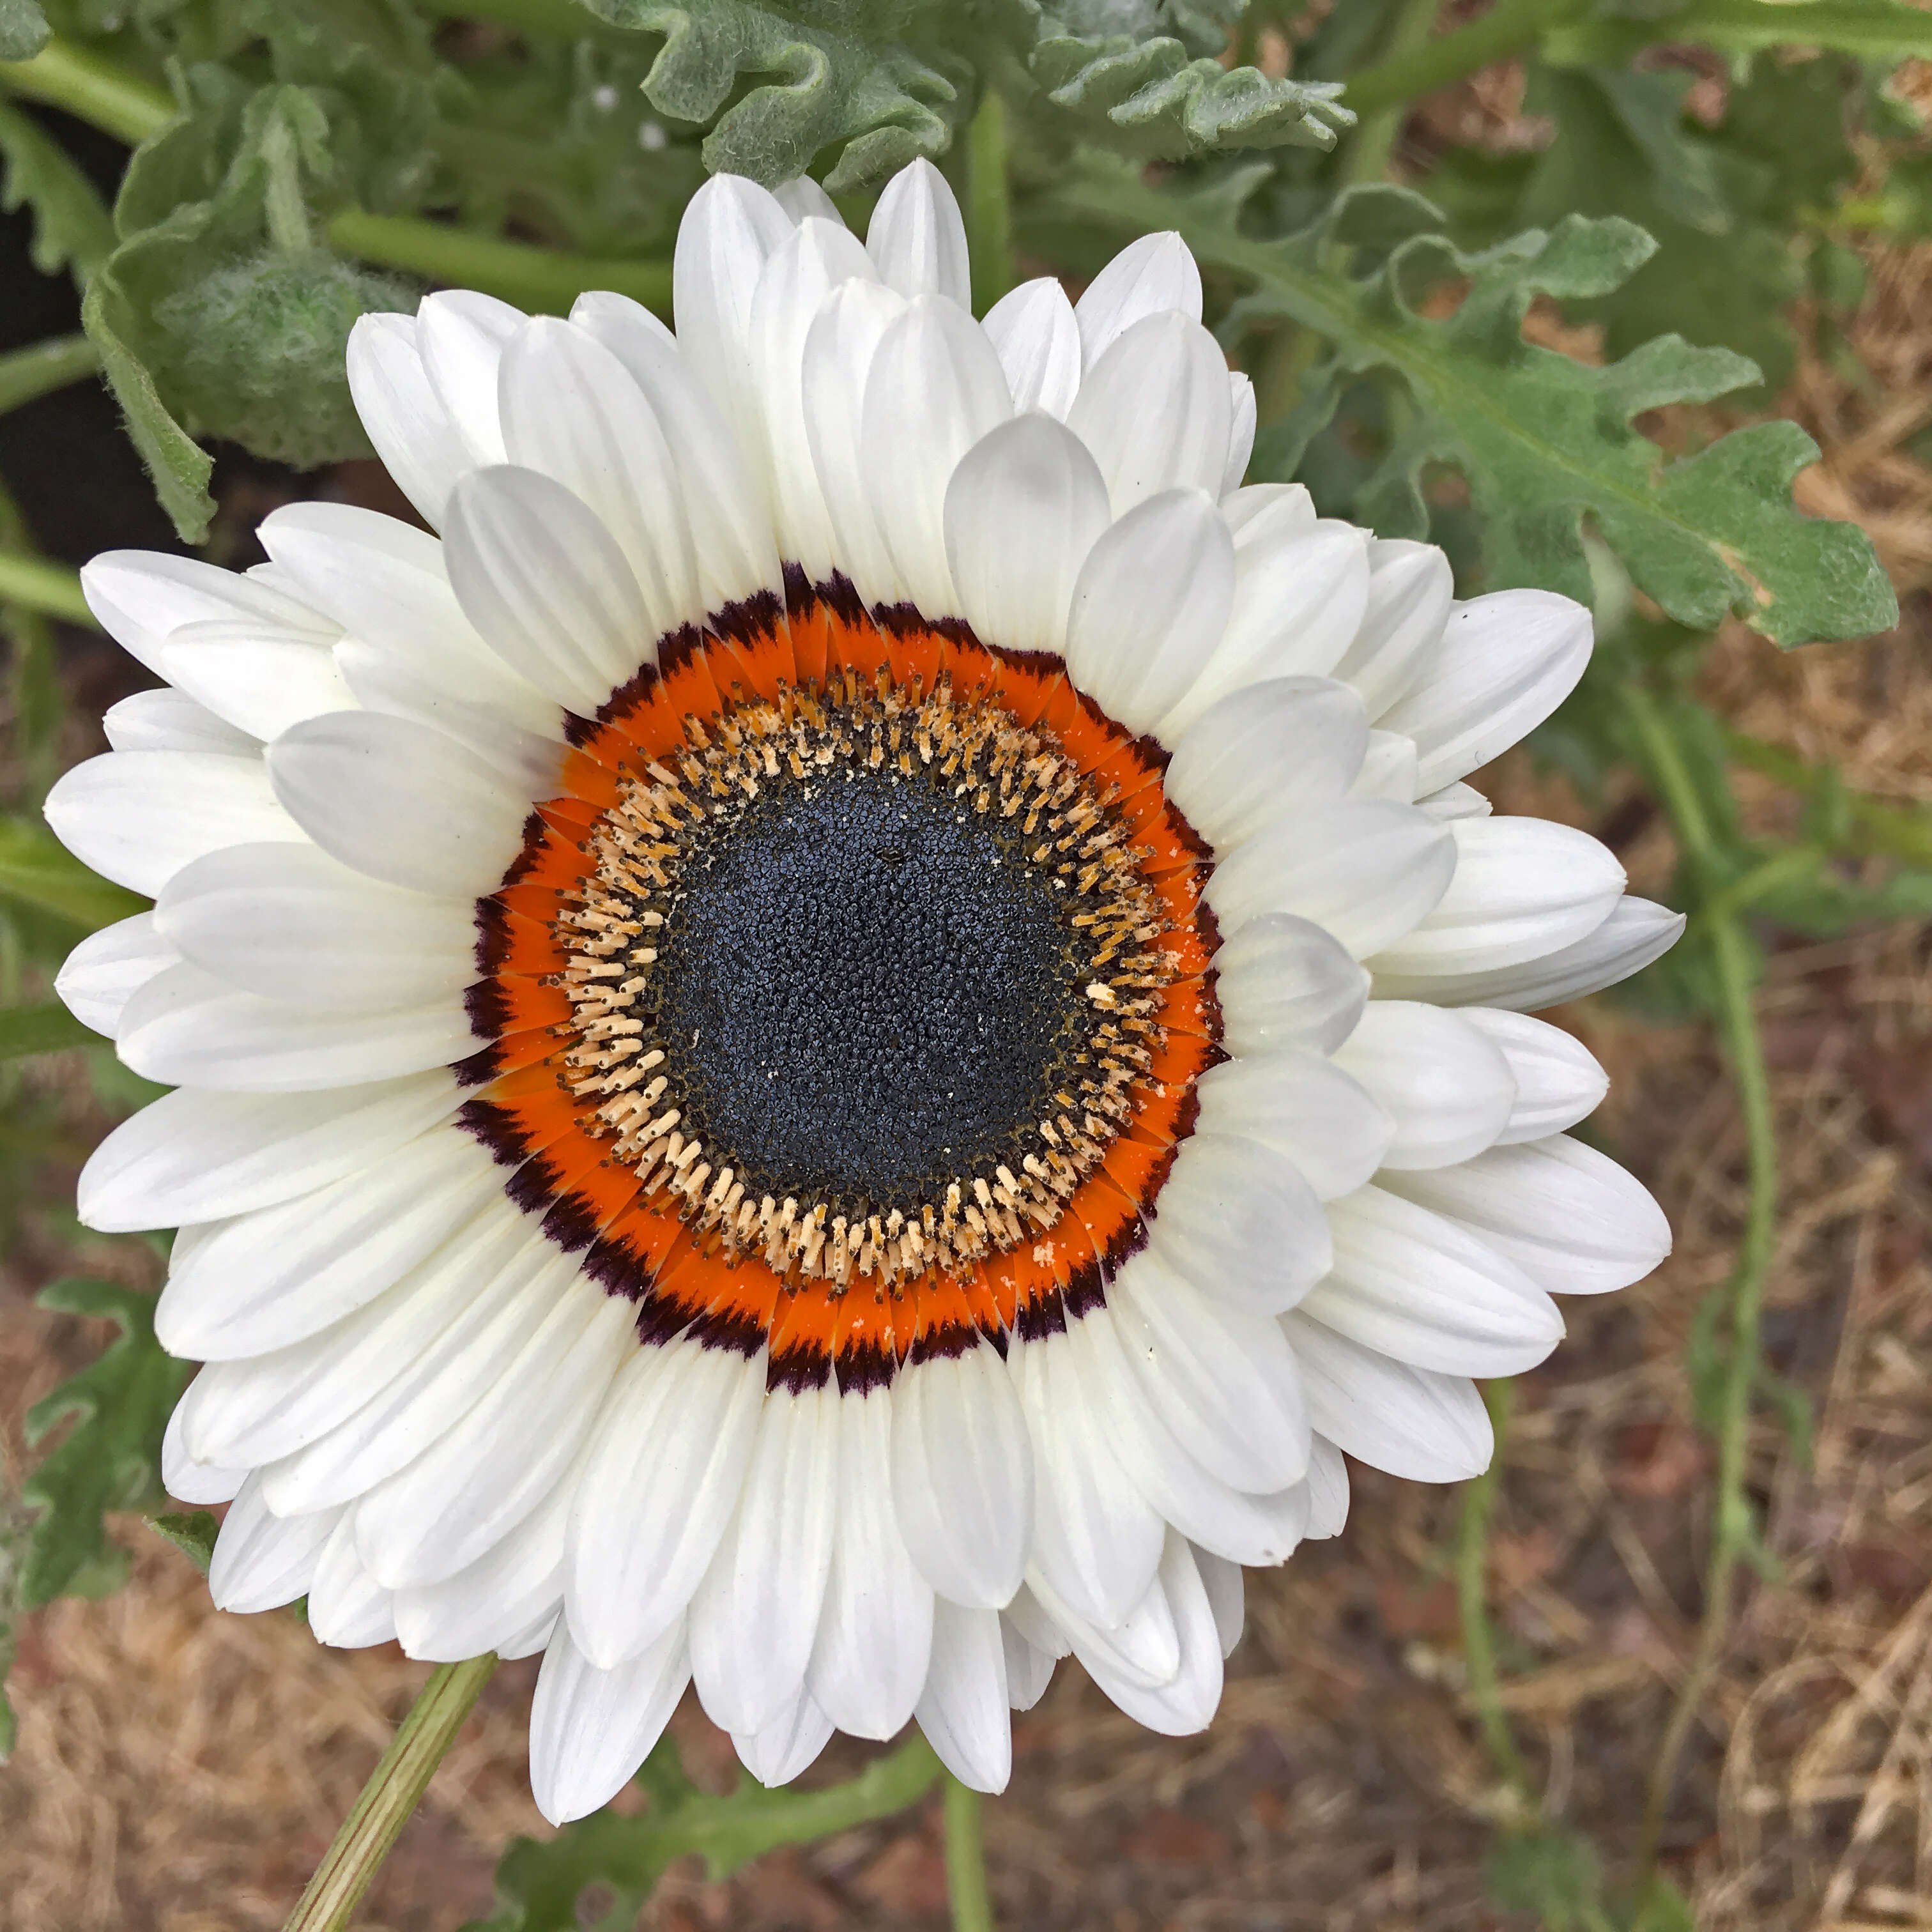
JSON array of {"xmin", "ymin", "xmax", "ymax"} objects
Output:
[{"xmin": 10, "ymin": 143, "xmax": 1932, "ymax": 1932}]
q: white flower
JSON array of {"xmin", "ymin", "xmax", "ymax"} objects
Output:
[{"xmin": 46, "ymin": 160, "xmax": 1678, "ymax": 1824}]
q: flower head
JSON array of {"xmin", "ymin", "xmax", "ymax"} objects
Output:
[{"xmin": 47, "ymin": 160, "xmax": 1678, "ymax": 1823}]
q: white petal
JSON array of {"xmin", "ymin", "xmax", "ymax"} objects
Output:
[
  {"xmin": 191, "ymin": 1209, "xmax": 549, "ymax": 1469},
  {"xmin": 1379, "ymin": 590, "xmax": 1592, "ymax": 792},
  {"xmin": 1298, "ymin": 1184, "xmax": 1562, "ymax": 1377},
  {"xmin": 1349, "ymin": 729, "xmax": 1421, "ymax": 803},
  {"xmin": 307, "ymin": 1514, "xmax": 398, "ymax": 1649},
  {"xmin": 103, "ymin": 689, "xmax": 257, "ymax": 755},
  {"xmin": 1000, "ymin": 1615, "xmax": 1056, "ymax": 1710},
  {"xmin": 1146, "ymin": 1131, "xmax": 1331, "ymax": 1316},
  {"xmin": 982, "ymin": 277, "xmax": 1080, "ymax": 419},
  {"xmin": 160, "ymin": 621, "xmax": 354, "ymax": 741},
  {"xmin": 750, "ymin": 218, "xmax": 882, "ymax": 578},
  {"xmin": 1063, "ymin": 487, "xmax": 1233, "ymax": 736},
  {"xmin": 1159, "ymin": 522, "xmax": 1371, "ymax": 740},
  {"xmin": 943, "ymin": 414, "xmax": 1110, "ymax": 657},
  {"xmin": 266, "ymin": 710, "xmax": 530, "ymax": 898},
  {"xmin": 732, "ymin": 1685, "xmax": 836, "ymax": 1788},
  {"xmin": 572, "ymin": 291, "xmax": 785, "ymax": 613},
  {"xmin": 1368, "ymin": 818, "xmax": 1625, "ymax": 979},
  {"xmin": 1370, "ymin": 896, "xmax": 1685, "ymax": 1011},
  {"xmin": 808, "ymin": 1386, "xmax": 935, "ymax": 1740},
  {"xmin": 155, "ymin": 1128, "xmax": 503, "ymax": 1360},
  {"xmin": 116, "ymin": 960, "xmax": 472, "ymax": 1092},
  {"xmin": 1193, "ymin": 1048, "xmax": 1393, "ymax": 1201},
  {"xmin": 1282, "ymin": 1313, "xmax": 1492, "ymax": 1482},
  {"xmin": 80, "ymin": 549, "xmax": 332, "ymax": 677},
  {"xmin": 347, "ymin": 310, "xmax": 473, "ymax": 530},
  {"xmin": 530, "ymin": 1616, "xmax": 690, "ymax": 1826},
  {"xmin": 499, "ymin": 317, "xmax": 702, "ymax": 638},
  {"xmin": 1074, "ymin": 231, "xmax": 1202, "ymax": 364},
  {"xmin": 801, "ymin": 278, "xmax": 908, "ymax": 606},
  {"xmin": 1013, "ymin": 1327, "xmax": 1166, "ymax": 1627},
  {"xmin": 416, "ymin": 288, "xmax": 523, "ymax": 466},
  {"xmin": 356, "ymin": 1288, "xmax": 634, "ymax": 1588},
  {"xmin": 567, "ymin": 1336, "xmax": 766, "ymax": 1667},
  {"xmin": 689, "ymin": 1376, "xmax": 839, "ymax": 1735},
  {"xmin": 1204, "ymin": 799, "xmax": 1454, "ymax": 962},
  {"xmin": 916, "ymin": 1599, "xmax": 1011, "ymax": 1793},
  {"xmin": 1023, "ymin": 1561, "xmax": 1177, "ymax": 1692},
  {"xmin": 45, "ymin": 749, "xmax": 302, "ymax": 898},
  {"xmin": 162, "ymin": 1393, "xmax": 247, "ymax": 1505},
  {"xmin": 207, "ymin": 1476, "xmax": 339, "ymax": 1613},
  {"xmin": 1330, "ymin": 539, "xmax": 1453, "ymax": 720},
  {"xmin": 157, "ymin": 841, "xmax": 477, "ymax": 1014},
  {"xmin": 1304, "ymin": 1436, "xmax": 1350, "ymax": 1537},
  {"xmin": 1222, "ymin": 372, "xmax": 1255, "ymax": 496},
  {"xmin": 1463, "ymin": 1009, "xmax": 1608, "ymax": 1143},
  {"xmin": 774, "ymin": 176, "xmax": 843, "ymax": 226},
  {"xmin": 1223, "ymin": 483, "xmax": 1315, "ymax": 548},
  {"xmin": 1108, "ymin": 1248, "xmax": 1310, "ymax": 1492},
  {"xmin": 861, "ymin": 294, "xmax": 1012, "ymax": 615},
  {"xmin": 77, "ymin": 1072, "xmax": 459, "ymax": 1232},
  {"xmin": 672, "ymin": 173, "xmax": 795, "ymax": 472},
  {"xmin": 1067, "ymin": 313, "xmax": 1231, "ymax": 514},
  {"xmin": 1164, "ymin": 676, "xmax": 1369, "ymax": 850},
  {"xmin": 891, "ymin": 1344, "xmax": 1033, "ymax": 1609},
  {"xmin": 866, "ymin": 158, "xmax": 970, "ymax": 305},
  {"xmin": 55, "ymin": 912, "xmax": 177, "ymax": 1038},
  {"xmin": 1213, "ymin": 913, "xmax": 1370, "ymax": 1058},
  {"xmin": 1421, "ymin": 781, "xmax": 1493, "ymax": 821},
  {"xmin": 1195, "ymin": 1546, "xmax": 1244, "ymax": 1657},
  {"xmin": 1331, "ymin": 1000, "xmax": 1517, "ymax": 1170},
  {"xmin": 1380, "ymin": 1135, "xmax": 1671, "ymax": 1297},
  {"xmin": 1075, "ymin": 1533, "xmax": 1223, "ymax": 1737},
  {"xmin": 443, "ymin": 465, "xmax": 653, "ymax": 714}
]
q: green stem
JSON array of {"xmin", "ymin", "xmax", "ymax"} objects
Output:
[
  {"xmin": 260, "ymin": 114, "xmax": 314, "ymax": 256},
  {"xmin": 0, "ymin": 551, "xmax": 92, "ymax": 628},
  {"xmin": 1457, "ymin": 1379, "xmax": 1530, "ymax": 1799},
  {"xmin": 1339, "ymin": 0, "xmax": 1441, "ymax": 184},
  {"xmin": 1722, "ymin": 726, "xmax": 1932, "ymax": 870},
  {"xmin": 282, "ymin": 1656, "xmax": 497, "ymax": 1932},
  {"xmin": 326, "ymin": 211, "xmax": 673, "ymax": 317},
  {"xmin": 965, "ymin": 89, "xmax": 1015, "ymax": 318},
  {"xmin": 417, "ymin": 0, "xmax": 631, "ymax": 38},
  {"xmin": 942, "ymin": 1773, "xmax": 995, "ymax": 1932},
  {"xmin": 1620, "ymin": 686, "xmax": 1779, "ymax": 1885},
  {"xmin": 0, "ymin": 40, "xmax": 174, "ymax": 144},
  {"xmin": 0, "ymin": 334, "xmax": 100, "ymax": 417},
  {"xmin": 1344, "ymin": 0, "xmax": 1590, "ymax": 118}
]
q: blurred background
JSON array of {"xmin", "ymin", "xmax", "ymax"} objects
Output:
[{"xmin": 5, "ymin": 4, "xmax": 1932, "ymax": 1928}]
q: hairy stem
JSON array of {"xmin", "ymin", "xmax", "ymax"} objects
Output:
[
  {"xmin": 1344, "ymin": 0, "xmax": 1591, "ymax": 118},
  {"xmin": 966, "ymin": 88, "xmax": 1015, "ymax": 318},
  {"xmin": 1457, "ymin": 1379, "xmax": 1531, "ymax": 1798},
  {"xmin": 1620, "ymin": 685, "xmax": 1779, "ymax": 1883},
  {"xmin": 0, "ymin": 39, "xmax": 174, "ymax": 143},
  {"xmin": 0, "ymin": 552, "xmax": 92, "ymax": 627},
  {"xmin": 942, "ymin": 1773, "xmax": 995, "ymax": 1932},
  {"xmin": 1722, "ymin": 725, "xmax": 1932, "ymax": 869},
  {"xmin": 282, "ymin": 1655, "xmax": 498, "ymax": 1932},
  {"xmin": 0, "ymin": 335, "xmax": 102, "ymax": 417},
  {"xmin": 1339, "ymin": 0, "xmax": 1441, "ymax": 184}
]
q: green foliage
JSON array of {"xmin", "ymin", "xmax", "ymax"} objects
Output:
[
  {"xmin": 146, "ymin": 1509, "xmax": 219, "ymax": 1574},
  {"xmin": 0, "ymin": 96, "xmax": 113, "ymax": 280},
  {"xmin": 1054, "ymin": 162, "xmax": 1896, "ymax": 647},
  {"xmin": 19, "ymin": 1278, "xmax": 188, "ymax": 1609},
  {"xmin": 583, "ymin": 0, "xmax": 1351, "ymax": 192},
  {"xmin": 0, "ymin": 819, "xmax": 146, "ymax": 932},
  {"xmin": 0, "ymin": 999, "xmax": 102, "ymax": 1059},
  {"xmin": 468, "ymin": 1731, "xmax": 942, "ymax": 1932},
  {"xmin": 0, "ymin": 0, "xmax": 49, "ymax": 60}
]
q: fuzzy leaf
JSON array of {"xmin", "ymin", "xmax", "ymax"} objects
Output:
[
  {"xmin": 467, "ymin": 1733, "xmax": 941, "ymax": 1932},
  {"xmin": 0, "ymin": 98, "xmax": 115, "ymax": 283},
  {"xmin": 1052, "ymin": 162, "xmax": 1894, "ymax": 647},
  {"xmin": 147, "ymin": 1510, "xmax": 219, "ymax": 1574},
  {"xmin": 20, "ymin": 1278, "xmax": 188, "ymax": 1609},
  {"xmin": 0, "ymin": 0, "xmax": 49, "ymax": 59}
]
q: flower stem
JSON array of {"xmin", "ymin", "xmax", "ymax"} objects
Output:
[
  {"xmin": 282, "ymin": 1655, "xmax": 498, "ymax": 1932},
  {"xmin": 0, "ymin": 551, "xmax": 92, "ymax": 627},
  {"xmin": 965, "ymin": 88, "xmax": 1015, "ymax": 318},
  {"xmin": 1456, "ymin": 1379, "xmax": 1531, "ymax": 1800},
  {"xmin": 0, "ymin": 334, "xmax": 101, "ymax": 417},
  {"xmin": 942, "ymin": 1772, "xmax": 995, "ymax": 1932},
  {"xmin": 0, "ymin": 39, "xmax": 174, "ymax": 144},
  {"xmin": 1344, "ymin": 0, "xmax": 1591, "ymax": 118},
  {"xmin": 1619, "ymin": 684, "xmax": 1779, "ymax": 1884},
  {"xmin": 1338, "ymin": 0, "xmax": 1442, "ymax": 184}
]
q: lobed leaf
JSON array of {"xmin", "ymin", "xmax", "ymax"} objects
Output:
[
  {"xmin": 20, "ymin": 1278, "xmax": 188, "ymax": 1609},
  {"xmin": 0, "ymin": 95, "xmax": 114, "ymax": 282},
  {"xmin": 1049, "ymin": 161, "xmax": 1894, "ymax": 647}
]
